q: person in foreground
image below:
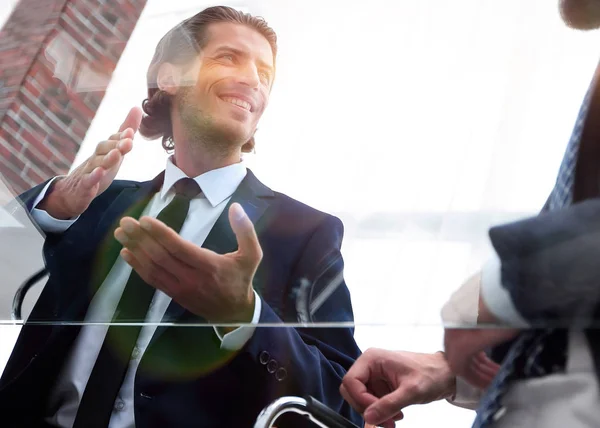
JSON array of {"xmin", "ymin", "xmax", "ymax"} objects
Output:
[
  {"xmin": 0, "ymin": 6, "xmax": 361, "ymax": 427},
  {"xmin": 340, "ymin": 1, "xmax": 600, "ymax": 427}
]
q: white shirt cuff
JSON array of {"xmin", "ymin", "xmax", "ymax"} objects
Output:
[
  {"xmin": 441, "ymin": 271, "xmax": 481, "ymax": 327},
  {"xmin": 213, "ymin": 291, "xmax": 261, "ymax": 351},
  {"xmin": 480, "ymin": 255, "xmax": 529, "ymax": 327},
  {"xmin": 30, "ymin": 176, "xmax": 79, "ymax": 233},
  {"xmin": 446, "ymin": 376, "xmax": 483, "ymax": 410}
]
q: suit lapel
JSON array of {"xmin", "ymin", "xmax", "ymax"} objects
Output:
[
  {"xmin": 202, "ymin": 169, "xmax": 273, "ymax": 254},
  {"xmin": 152, "ymin": 170, "xmax": 274, "ymax": 342},
  {"xmin": 66, "ymin": 174, "xmax": 164, "ymax": 318}
]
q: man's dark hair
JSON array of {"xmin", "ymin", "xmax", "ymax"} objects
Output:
[{"xmin": 139, "ymin": 6, "xmax": 278, "ymax": 152}]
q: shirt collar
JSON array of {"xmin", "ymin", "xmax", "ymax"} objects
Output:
[{"xmin": 161, "ymin": 156, "xmax": 247, "ymax": 207}]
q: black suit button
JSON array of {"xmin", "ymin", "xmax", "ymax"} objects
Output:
[
  {"xmin": 275, "ymin": 367, "xmax": 287, "ymax": 381},
  {"xmin": 267, "ymin": 359, "xmax": 278, "ymax": 374},
  {"xmin": 259, "ymin": 351, "xmax": 270, "ymax": 365}
]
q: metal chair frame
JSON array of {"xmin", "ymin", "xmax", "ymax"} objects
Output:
[
  {"xmin": 254, "ymin": 396, "xmax": 360, "ymax": 428},
  {"xmin": 11, "ymin": 267, "xmax": 48, "ymax": 321}
]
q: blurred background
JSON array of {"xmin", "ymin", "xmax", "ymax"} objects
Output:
[{"xmin": 1, "ymin": 0, "xmax": 600, "ymax": 426}]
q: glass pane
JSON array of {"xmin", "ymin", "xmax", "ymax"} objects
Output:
[
  {"xmin": 2, "ymin": 1, "xmax": 598, "ymax": 426},
  {"xmin": 1, "ymin": 0, "xmax": 598, "ymax": 330}
]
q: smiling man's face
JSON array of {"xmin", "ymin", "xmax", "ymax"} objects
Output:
[
  {"xmin": 560, "ymin": 0, "xmax": 600, "ymax": 29},
  {"xmin": 175, "ymin": 21, "xmax": 275, "ymax": 150}
]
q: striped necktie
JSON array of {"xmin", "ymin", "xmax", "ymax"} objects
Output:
[{"xmin": 473, "ymin": 77, "xmax": 594, "ymax": 428}]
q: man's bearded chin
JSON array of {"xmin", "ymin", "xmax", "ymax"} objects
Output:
[
  {"xmin": 560, "ymin": 0, "xmax": 600, "ymax": 30},
  {"xmin": 176, "ymin": 90, "xmax": 247, "ymax": 156}
]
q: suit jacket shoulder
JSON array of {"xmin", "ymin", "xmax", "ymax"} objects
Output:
[
  {"xmin": 489, "ymin": 198, "xmax": 600, "ymax": 325},
  {"xmin": 261, "ymin": 188, "xmax": 343, "ymax": 243}
]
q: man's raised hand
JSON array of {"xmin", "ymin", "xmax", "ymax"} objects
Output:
[{"xmin": 39, "ymin": 106, "xmax": 143, "ymax": 219}]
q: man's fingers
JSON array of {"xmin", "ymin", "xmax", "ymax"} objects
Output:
[
  {"xmin": 340, "ymin": 377, "xmax": 378, "ymax": 413},
  {"xmin": 471, "ymin": 362, "xmax": 497, "ymax": 381},
  {"xmin": 95, "ymin": 137, "xmax": 132, "ymax": 157},
  {"xmin": 366, "ymin": 378, "xmax": 393, "ymax": 399},
  {"xmin": 120, "ymin": 248, "xmax": 143, "ymax": 272},
  {"xmin": 470, "ymin": 372, "xmax": 494, "ymax": 389},
  {"xmin": 466, "ymin": 364, "xmax": 495, "ymax": 389},
  {"xmin": 115, "ymin": 218, "xmax": 144, "ymax": 248},
  {"xmin": 117, "ymin": 217, "xmax": 188, "ymax": 277},
  {"xmin": 95, "ymin": 139, "xmax": 120, "ymax": 156},
  {"xmin": 363, "ymin": 387, "xmax": 411, "ymax": 426},
  {"xmin": 107, "ymin": 128, "xmax": 134, "ymax": 142},
  {"xmin": 341, "ymin": 350, "xmax": 381, "ymax": 411},
  {"xmin": 473, "ymin": 352, "xmax": 500, "ymax": 377},
  {"xmin": 119, "ymin": 106, "xmax": 143, "ymax": 133},
  {"xmin": 138, "ymin": 216, "xmax": 207, "ymax": 267},
  {"xmin": 82, "ymin": 167, "xmax": 104, "ymax": 189},
  {"xmin": 228, "ymin": 203, "xmax": 262, "ymax": 268},
  {"xmin": 105, "ymin": 107, "xmax": 143, "ymax": 147},
  {"xmin": 390, "ymin": 411, "xmax": 405, "ymax": 422},
  {"xmin": 379, "ymin": 412, "xmax": 404, "ymax": 428},
  {"xmin": 100, "ymin": 149, "xmax": 123, "ymax": 170},
  {"xmin": 467, "ymin": 353, "xmax": 499, "ymax": 388},
  {"xmin": 120, "ymin": 247, "xmax": 178, "ymax": 294},
  {"xmin": 340, "ymin": 384, "xmax": 372, "ymax": 415},
  {"xmin": 117, "ymin": 137, "xmax": 133, "ymax": 155}
]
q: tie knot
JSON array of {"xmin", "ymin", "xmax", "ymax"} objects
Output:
[{"xmin": 173, "ymin": 178, "xmax": 201, "ymax": 199}]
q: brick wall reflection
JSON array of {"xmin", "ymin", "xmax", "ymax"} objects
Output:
[{"xmin": 0, "ymin": 0, "xmax": 147, "ymax": 194}]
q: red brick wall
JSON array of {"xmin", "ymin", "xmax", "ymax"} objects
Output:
[{"xmin": 0, "ymin": 0, "xmax": 147, "ymax": 194}]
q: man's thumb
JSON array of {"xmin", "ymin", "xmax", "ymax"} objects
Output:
[
  {"xmin": 119, "ymin": 106, "xmax": 143, "ymax": 133},
  {"xmin": 228, "ymin": 203, "xmax": 262, "ymax": 266},
  {"xmin": 364, "ymin": 390, "xmax": 406, "ymax": 426}
]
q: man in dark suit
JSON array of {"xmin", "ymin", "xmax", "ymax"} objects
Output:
[
  {"xmin": 340, "ymin": 1, "xmax": 600, "ymax": 427},
  {"xmin": 0, "ymin": 6, "xmax": 361, "ymax": 427}
]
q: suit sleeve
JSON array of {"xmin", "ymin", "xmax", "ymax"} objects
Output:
[
  {"xmin": 5, "ymin": 178, "xmax": 71, "ymax": 261},
  {"xmin": 239, "ymin": 215, "xmax": 363, "ymax": 425},
  {"xmin": 488, "ymin": 198, "xmax": 600, "ymax": 327},
  {"xmin": 28, "ymin": 177, "xmax": 79, "ymax": 233},
  {"xmin": 8, "ymin": 179, "xmax": 52, "ymax": 212}
]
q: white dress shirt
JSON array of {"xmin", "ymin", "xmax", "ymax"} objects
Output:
[
  {"xmin": 443, "ymin": 264, "xmax": 599, "ymax": 425},
  {"xmin": 480, "ymin": 254, "xmax": 529, "ymax": 327},
  {"xmin": 440, "ymin": 271, "xmax": 486, "ymax": 409},
  {"xmin": 440, "ymin": 263, "xmax": 525, "ymax": 408},
  {"xmin": 443, "ymin": 256, "xmax": 592, "ymax": 410},
  {"xmin": 30, "ymin": 158, "xmax": 262, "ymax": 428}
]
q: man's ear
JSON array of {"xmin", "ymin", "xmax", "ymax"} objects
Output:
[{"xmin": 157, "ymin": 63, "xmax": 182, "ymax": 95}]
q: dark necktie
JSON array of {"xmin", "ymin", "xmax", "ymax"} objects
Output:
[{"xmin": 73, "ymin": 178, "xmax": 201, "ymax": 428}]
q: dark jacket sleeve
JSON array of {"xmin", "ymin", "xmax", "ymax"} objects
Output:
[
  {"xmin": 11, "ymin": 178, "xmax": 71, "ymax": 256},
  {"xmin": 239, "ymin": 215, "xmax": 363, "ymax": 426},
  {"xmin": 3, "ymin": 178, "xmax": 50, "ymax": 222},
  {"xmin": 489, "ymin": 197, "xmax": 600, "ymax": 327}
]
